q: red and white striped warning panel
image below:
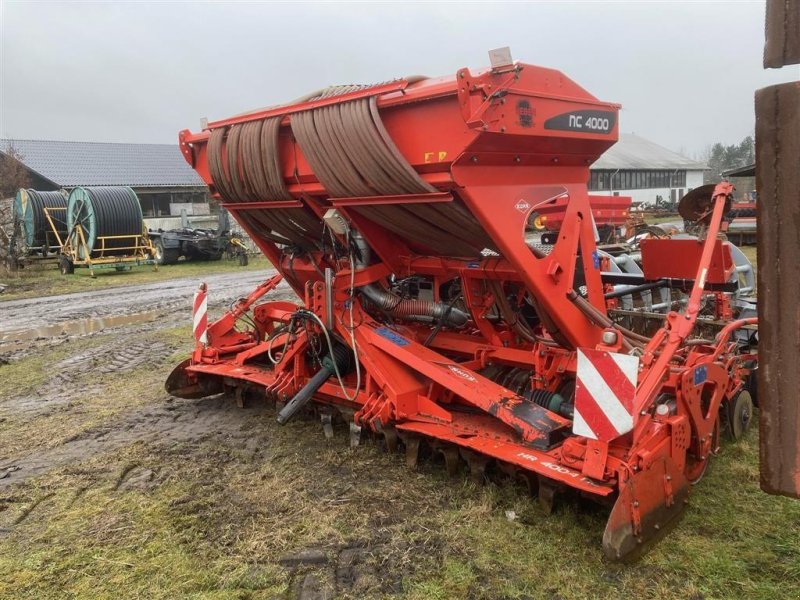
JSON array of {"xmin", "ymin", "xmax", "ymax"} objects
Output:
[
  {"xmin": 573, "ymin": 348, "xmax": 639, "ymax": 441},
  {"xmin": 193, "ymin": 283, "xmax": 208, "ymax": 345}
]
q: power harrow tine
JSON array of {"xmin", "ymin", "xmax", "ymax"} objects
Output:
[
  {"xmin": 320, "ymin": 410, "xmax": 334, "ymax": 440},
  {"xmin": 381, "ymin": 423, "xmax": 400, "ymax": 454},
  {"xmin": 438, "ymin": 445, "xmax": 462, "ymax": 478},
  {"xmin": 348, "ymin": 422, "xmax": 362, "ymax": 448},
  {"xmin": 537, "ymin": 478, "xmax": 558, "ymax": 515},
  {"xmin": 459, "ymin": 448, "xmax": 490, "ymax": 484},
  {"xmin": 517, "ymin": 471, "xmax": 538, "ymax": 497},
  {"xmin": 169, "ymin": 52, "xmax": 763, "ymax": 559},
  {"xmin": 403, "ymin": 435, "xmax": 422, "ymax": 470}
]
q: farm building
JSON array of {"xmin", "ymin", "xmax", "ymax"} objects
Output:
[
  {"xmin": 0, "ymin": 139, "xmax": 214, "ymax": 229},
  {"xmin": 589, "ymin": 133, "xmax": 707, "ymax": 207},
  {"xmin": 2, "ymin": 134, "xmax": 706, "ymax": 219}
]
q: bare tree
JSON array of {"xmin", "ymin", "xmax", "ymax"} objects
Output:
[
  {"xmin": 0, "ymin": 142, "xmax": 31, "ymax": 274},
  {"xmin": 0, "ymin": 143, "xmax": 30, "ymax": 198}
]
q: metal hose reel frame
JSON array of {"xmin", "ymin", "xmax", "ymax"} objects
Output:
[
  {"xmin": 66, "ymin": 186, "xmax": 144, "ymax": 259},
  {"xmin": 14, "ymin": 188, "xmax": 68, "ymax": 249}
]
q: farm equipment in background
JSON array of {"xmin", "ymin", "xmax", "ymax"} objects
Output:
[
  {"xmin": 681, "ymin": 183, "xmax": 757, "ymax": 247},
  {"xmin": 8, "ymin": 186, "xmax": 157, "ymax": 276},
  {"xmin": 6, "ymin": 189, "xmax": 68, "ymax": 270},
  {"xmin": 57, "ymin": 187, "xmax": 157, "ymax": 276},
  {"xmin": 531, "ymin": 194, "xmax": 631, "ymax": 243},
  {"xmin": 724, "ymin": 191, "xmax": 757, "ymax": 246},
  {"xmin": 225, "ymin": 235, "xmax": 249, "ymax": 266},
  {"xmin": 149, "ymin": 209, "xmax": 231, "ymax": 265},
  {"xmin": 167, "ymin": 52, "xmax": 761, "ymax": 560},
  {"xmin": 721, "ymin": 164, "xmax": 757, "ymax": 246}
]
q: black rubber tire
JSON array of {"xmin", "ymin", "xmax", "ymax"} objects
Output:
[
  {"xmin": 59, "ymin": 256, "xmax": 74, "ymax": 275},
  {"xmin": 162, "ymin": 248, "xmax": 180, "ymax": 265},
  {"xmin": 238, "ymin": 252, "xmax": 249, "ymax": 266},
  {"xmin": 153, "ymin": 238, "xmax": 166, "ymax": 265}
]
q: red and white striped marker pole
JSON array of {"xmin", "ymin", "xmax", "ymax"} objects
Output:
[
  {"xmin": 193, "ymin": 282, "xmax": 208, "ymax": 345},
  {"xmin": 573, "ymin": 348, "xmax": 639, "ymax": 442}
]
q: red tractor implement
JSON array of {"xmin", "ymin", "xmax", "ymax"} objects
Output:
[{"xmin": 167, "ymin": 56, "xmax": 758, "ymax": 560}]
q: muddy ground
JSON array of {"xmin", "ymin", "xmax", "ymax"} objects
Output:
[{"xmin": 0, "ymin": 271, "xmax": 798, "ymax": 600}]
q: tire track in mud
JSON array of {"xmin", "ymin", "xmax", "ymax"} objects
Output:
[
  {"xmin": 51, "ymin": 340, "xmax": 174, "ymax": 385},
  {"xmin": 0, "ymin": 270, "xmax": 298, "ymax": 501},
  {"xmin": 0, "ymin": 334, "xmax": 180, "ymax": 418},
  {"xmin": 0, "ymin": 395, "xmax": 272, "ymax": 490}
]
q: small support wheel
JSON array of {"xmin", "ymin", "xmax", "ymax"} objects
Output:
[
  {"xmin": 727, "ymin": 390, "xmax": 754, "ymax": 441},
  {"xmin": 59, "ymin": 256, "xmax": 74, "ymax": 275}
]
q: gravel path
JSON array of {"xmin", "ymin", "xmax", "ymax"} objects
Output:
[{"xmin": 0, "ymin": 268, "xmax": 293, "ymax": 347}]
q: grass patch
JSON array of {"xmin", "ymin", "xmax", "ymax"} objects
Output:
[
  {"xmin": 0, "ymin": 333, "xmax": 111, "ymax": 399},
  {"xmin": 404, "ymin": 430, "xmax": 800, "ymax": 600},
  {"xmin": 0, "ymin": 326, "xmax": 192, "ymax": 460},
  {"xmin": 0, "ymin": 256, "xmax": 272, "ymax": 302},
  {"xmin": 0, "ymin": 474, "xmax": 288, "ymax": 599},
  {"xmin": 0, "ymin": 417, "xmax": 449, "ymax": 599},
  {"xmin": 2, "ymin": 406, "xmax": 798, "ymax": 599}
]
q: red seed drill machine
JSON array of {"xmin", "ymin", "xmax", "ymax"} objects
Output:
[{"xmin": 167, "ymin": 50, "xmax": 759, "ymax": 560}]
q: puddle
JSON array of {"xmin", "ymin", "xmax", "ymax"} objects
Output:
[{"xmin": 0, "ymin": 311, "xmax": 161, "ymax": 350}]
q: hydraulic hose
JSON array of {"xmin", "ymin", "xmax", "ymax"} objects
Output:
[
  {"xmin": 276, "ymin": 344, "xmax": 352, "ymax": 424},
  {"xmin": 566, "ymin": 290, "xmax": 647, "ymax": 350},
  {"xmin": 351, "ymin": 231, "xmax": 469, "ymax": 328},
  {"xmin": 488, "ymin": 280, "xmax": 538, "ymax": 344},
  {"xmin": 359, "ymin": 284, "xmax": 469, "ymax": 327}
]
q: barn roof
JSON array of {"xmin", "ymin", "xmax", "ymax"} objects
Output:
[
  {"xmin": 0, "ymin": 139, "xmax": 206, "ymax": 188},
  {"xmin": 592, "ymin": 133, "xmax": 707, "ymax": 171}
]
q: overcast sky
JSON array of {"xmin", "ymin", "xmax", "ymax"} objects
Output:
[{"xmin": 1, "ymin": 0, "xmax": 797, "ymax": 157}]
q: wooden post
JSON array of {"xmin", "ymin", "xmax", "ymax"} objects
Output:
[
  {"xmin": 756, "ymin": 79, "xmax": 800, "ymax": 498},
  {"xmin": 764, "ymin": 0, "xmax": 800, "ymax": 68}
]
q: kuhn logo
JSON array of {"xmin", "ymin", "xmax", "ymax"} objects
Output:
[
  {"xmin": 446, "ymin": 364, "xmax": 477, "ymax": 382},
  {"xmin": 516, "ymin": 99, "xmax": 534, "ymax": 128},
  {"xmin": 515, "ymin": 199, "xmax": 531, "ymax": 213}
]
